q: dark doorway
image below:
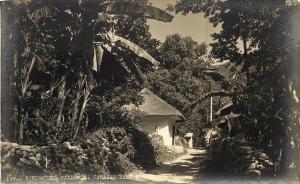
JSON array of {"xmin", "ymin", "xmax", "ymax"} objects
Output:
[{"xmin": 172, "ymin": 126, "xmax": 175, "ymax": 145}]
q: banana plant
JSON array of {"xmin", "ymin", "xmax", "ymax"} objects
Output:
[
  {"xmin": 7, "ymin": 0, "xmax": 173, "ymax": 141},
  {"xmin": 12, "ymin": 0, "xmax": 173, "ymax": 84}
]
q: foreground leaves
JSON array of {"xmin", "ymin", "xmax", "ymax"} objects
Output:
[{"xmin": 97, "ymin": 32, "xmax": 160, "ymax": 67}]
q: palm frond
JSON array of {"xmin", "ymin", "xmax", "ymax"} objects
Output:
[{"xmin": 104, "ymin": 1, "xmax": 173, "ymax": 22}]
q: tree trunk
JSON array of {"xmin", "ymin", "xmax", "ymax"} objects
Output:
[
  {"xmin": 242, "ymin": 36, "xmax": 249, "ymax": 85},
  {"xmin": 14, "ymin": 50, "xmax": 24, "ymax": 144},
  {"xmin": 57, "ymin": 79, "xmax": 67, "ymax": 127}
]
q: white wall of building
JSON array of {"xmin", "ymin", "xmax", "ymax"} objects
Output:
[{"xmin": 139, "ymin": 116, "xmax": 176, "ymax": 146}]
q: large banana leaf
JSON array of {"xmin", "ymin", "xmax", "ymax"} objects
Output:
[
  {"xmin": 17, "ymin": 0, "xmax": 173, "ymax": 22},
  {"xmin": 30, "ymin": 5, "xmax": 61, "ymax": 23},
  {"xmin": 124, "ymin": 59, "xmax": 152, "ymax": 88},
  {"xmin": 98, "ymin": 33, "xmax": 160, "ymax": 67},
  {"xmin": 92, "ymin": 39, "xmax": 151, "ymax": 87},
  {"xmin": 143, "ymin": 5, "xmax": 174, "ymax": 22},
  {"xmin": 215, "ymin": 102, "xmax": 233, "ymax": 116},
  {"xmin": 91, "ymin": 43, "xmax": 104, "ymax": 72},
  {"xmin": 104, "ymin": 1, "xmax": 173, "ymax": 22},
  {"xmin": 203, "ymin": 69, "xmax": 225, "ymax": 81}
]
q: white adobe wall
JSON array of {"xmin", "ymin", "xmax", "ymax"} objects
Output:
[{"xmin": 139, "ymin": 116, "xmax": 176, "ymax": 146}]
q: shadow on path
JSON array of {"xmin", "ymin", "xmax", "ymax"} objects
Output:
[{"xmin": 125, "ymin": 149, "xmax": 207, "ymax": 184}]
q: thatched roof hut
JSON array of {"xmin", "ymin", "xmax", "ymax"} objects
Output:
[{"xmin": 124, "ymin": 88, "xmax": 184, "ymax": 145}]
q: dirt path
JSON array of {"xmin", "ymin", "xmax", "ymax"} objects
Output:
[{"xmin": 127, "ymin": 149, "xmax": 207, "ymax": 184}]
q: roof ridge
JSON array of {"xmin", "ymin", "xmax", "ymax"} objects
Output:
[{"xmin": 138, "ymin": 88, "xmax": 184, "ymax": 118}]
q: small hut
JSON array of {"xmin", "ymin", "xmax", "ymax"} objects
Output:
[
  {"xmin": 124, "ymin": 88, "xmax": 184, "ymax": 146},
  {"xmin": 214, "ymin": 103, "xmax": 242, "ymax": 138},
  {"xmin": 184, "ymin": 133, "xmax": 193, "ymax": 148}
]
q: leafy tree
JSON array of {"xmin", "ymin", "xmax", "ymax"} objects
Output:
[
  {"xmin": 158, "ymin": 34, "xmax": 207, "ymax": 69},
  {"xmin": 176, "ymin": 0, "xmax": 300, "ymax": 177},
  {"xmin": 147, "ymin": 34, "xmax": 224, "ymax": 146},
  {"xmin": 176, "ymin": 0, "xmax": 293, "ymax": 84}
]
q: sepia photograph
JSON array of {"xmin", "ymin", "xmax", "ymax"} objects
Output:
[{"xmin": 1, "ymin": 0, "xmax": 300, "ymax": 183}]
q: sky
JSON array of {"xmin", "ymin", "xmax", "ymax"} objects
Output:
[{"xmin": 147, "ymin": 0, "xmax": 221, "ymax": 45}]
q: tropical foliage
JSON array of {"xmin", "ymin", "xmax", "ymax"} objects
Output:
[
  {"xmin": 175, "ymin": 0, "xmax": 300, "ymax": 178},
  {"xmin": 1, "ymin": 0, "xmax": 173, "ymax": 144},
  {"xmin": 147, "ymin": 34, "xmax": 229, "ymax": 147},
  {"xmin": 1, "ymin": 0, "xmax": 176, "ymax": 177},
  {"xmin": 1, "ymin": 0, "xmax": 300, "ymax": 180}
]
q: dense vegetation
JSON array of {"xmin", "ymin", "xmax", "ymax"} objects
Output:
[
  {"xmin": 175, "ymin": 0, "xmax": 300, "ymax": 179},
  {"xmin": 147, "ymin": 34, "xmax": 228, "ymax": 147},
  {"xmin": 1, "ymin": 0, "xmax": 300, "ymax": 181},
  {"xmin": 1, "ymin": 0, "xmax": 173, "ymax": 176},
  {"xmin": 1, "ymin": 0, "xmax": 171, "ymax": 142}
]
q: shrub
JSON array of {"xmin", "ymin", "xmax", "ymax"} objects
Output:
[
  {"xmin": 129, "ymin": 129, "xmax": 157, "ymax": 169},
  {"xmin": 107, "ymin": 152, "xmax": 136, "ymax": 174},
  {"xmin": 150, "ymin": 134, "xmax": 166, "ymax": 155},
  {"xmin": 208, "ymin": 137, "xmax": 274, "ymax": 178}
]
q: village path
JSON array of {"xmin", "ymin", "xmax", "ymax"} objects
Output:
[{"xmin": 127, "ymin": 149, "xmax": 207, "ymax": 184}]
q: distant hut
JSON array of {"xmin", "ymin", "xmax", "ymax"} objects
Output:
[
  {"xmin": 214, "ymin": 102, "xmax": 243, "ymax": 138},
  {"xmin": 124, "ymin": 88, "xmax": 185, "ymax": 146}
]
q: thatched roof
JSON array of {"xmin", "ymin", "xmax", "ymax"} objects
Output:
[{"xmin": 124, "ymin": 88, "xmax": 184, "ymax": 119}]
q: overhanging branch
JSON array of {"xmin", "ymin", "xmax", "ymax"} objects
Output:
[{"xmin": 184, "ymin": 90, "xmax": 236, "ymax": 112}]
